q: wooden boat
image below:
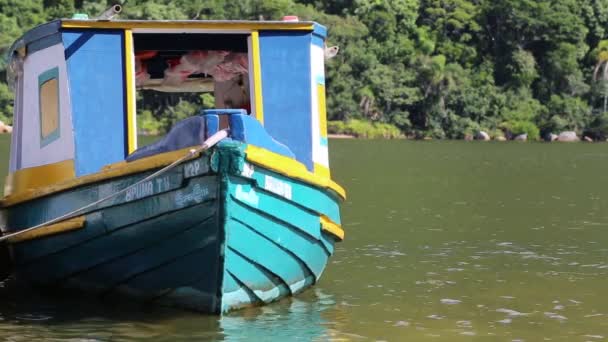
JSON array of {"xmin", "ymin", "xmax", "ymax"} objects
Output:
[{"xmin": 0, "ymin": 12, "xmax": 345, "ymax": 314}]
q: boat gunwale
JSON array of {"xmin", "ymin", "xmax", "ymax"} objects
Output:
[{"xmin": 1, "ymin": 145, "xmax": 345, "ymax": 207}]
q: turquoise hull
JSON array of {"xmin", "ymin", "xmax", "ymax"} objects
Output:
[{"xmin": 1, "ymin": 142, "xmax": 341, "ymax": 313}]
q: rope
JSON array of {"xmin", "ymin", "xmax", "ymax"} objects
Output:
[{"xmin": 0, "ymin": 129, "xmax": 230, "ymax": 243}]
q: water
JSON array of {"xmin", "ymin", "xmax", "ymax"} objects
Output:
[{"xmin": 1, "ymin": 137, "xmax": 608, "ymax": 340}]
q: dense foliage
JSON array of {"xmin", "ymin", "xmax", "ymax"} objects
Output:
[{"xmin": 3, "ymin": 0, "xmax": 608, "ymax": 139}]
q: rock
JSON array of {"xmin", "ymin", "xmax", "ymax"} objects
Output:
[
  {"xmin": 495, "ymin": 136, "xmax": 507, "ymax": 141},
  {"xmin": 464, "ymin": 134, "xmax": 474, "ymax": 141},
  {"xmin": 550, "ymin": 133, "xmax": 558, "ymax": 141},
  {"xmin": 557, "ymin": 131, "xmax": 579, "ymax": 142},
  {"xmin": 514, "ymin": 133, "xmax": 527, "ymax": 141},
  {"xmin": 583, "ymin": 136, "xmax": 593, "ymax": 142},
  {"xmin": 475, "ymin": 131, "xmax": 490, "ymax": 141}
]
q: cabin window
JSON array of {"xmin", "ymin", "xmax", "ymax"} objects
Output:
[
  {"xmin": 38, "ymin": 67, "xmax": 60, "ymax": 147},
  {"xmin": 132, "ymin": 33, "xmax": 251, "ymax": 145}
]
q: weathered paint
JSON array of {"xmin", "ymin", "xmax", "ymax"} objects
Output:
[
  {"xmin": 7, "ymin": 215, "xmax": 85, "ymax": 243},
  {"xmin": 4, "ymin": 141, "xmax": 342, "ymax": 314},
  {"xmin": 259, "ymin": 31, "xmax": 313, "ymax": 170},
  {"xmin": 124, "ymin": 29, "xmax": 137, "ymax": 153},
  {"xmin": 245, "ymin": 144, "xmax": 345, "ymax": 200},
  {"xmin": 250, "ymin": 31, "xmax": 264, "ymax": 124},
  {"xmin": 1, "ymin": 147, "xmax": 203, "ymax": 207},
  {"xmin": 61, "ymin": 20, "xmax": 315, "ymax": 32},
  {"xmin": 63, "ymin": 30, "xmax": 127, "ymax": 176},
  {"xmin": 20, "ymin": 43, "xmax": 75, "ymax": 170}
]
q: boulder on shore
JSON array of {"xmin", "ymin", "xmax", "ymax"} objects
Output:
[
  {"xmin": 475, "ymin": 131, "xmax": 490, "ymax": 141},
  {"xmin": 557, "ymin": 131, "xmax": 579, "ymax": 142},
  {"xmin": 495, "ymin": 135, "xmax": 507, "ymax": 141},
  {"xmin": 583, "ymin": 136, "xmax": 593, "ymax": 142},
  {"xmin": 514, "ymin": 133, "xmax": 527, "ymax": 141}
]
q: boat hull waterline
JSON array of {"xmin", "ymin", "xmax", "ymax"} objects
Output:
[{"xmin": 4, "ymin": 143, "xmax": 342, "ymax": 313}]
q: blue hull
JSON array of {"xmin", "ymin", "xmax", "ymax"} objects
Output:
[{"xmin": 3, "ymin": 143, "xmax": 342, "ymax": 313}]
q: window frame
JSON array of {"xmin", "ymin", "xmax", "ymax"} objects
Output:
[{"xmin": 38, "ymin": 66, "xmax": 60, "ymax": 147}]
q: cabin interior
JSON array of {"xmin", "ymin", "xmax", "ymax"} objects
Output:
[{"xmin": 5, "ymin": 21, "xmax": 331, "ymax": 197}]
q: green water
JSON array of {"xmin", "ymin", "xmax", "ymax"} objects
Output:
[{"xmin": 1, "ymin": 137, "xmax": 608, "ymax": 340}]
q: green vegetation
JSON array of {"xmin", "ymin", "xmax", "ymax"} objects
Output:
[
  {"xmin": 3, "ymin": 0, "xmax": 608, "ymax": 140},
  {"xmin": 328, "ymin": 119, "xmax": 402, "ymax": 139}
]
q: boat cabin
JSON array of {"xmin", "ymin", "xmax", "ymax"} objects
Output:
[{"xmin": 5, "ymin": 18, "xmax": 331, "ymax": 196}]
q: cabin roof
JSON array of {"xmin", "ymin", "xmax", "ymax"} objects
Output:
[{"xmin": 8, "ymin": 19, "xmax": 327, "ymax": 60}]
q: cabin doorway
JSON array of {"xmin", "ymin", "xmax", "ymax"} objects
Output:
[{"xmin": 130, "ymin": 32, "xmax": 254, "ymax": 148}]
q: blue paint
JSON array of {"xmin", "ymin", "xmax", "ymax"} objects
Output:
[
  {"xmin": 259, "ymin": 32, "xmax": 313, "ymax": 170},
  {"xmin": 312, "ymin": 23, "xmax": 328, "ymax": 39},
  {"xmin": 227, "ymin": 200, "xmax": 329, "ymax": 279},
  {"xmin": 202, "ymin": 109, "xmax": 295, "ymax": 158},
  {"xmin": 6, "ymin": 137, "xmax": 341, "ymax": 314},
  {"xmin": 224, "ymin": 247, "xmax": 290, "ymax": 302},
  {"xmin": 320, "ymin": 137, "xmax": 328, "ymax": 147},
  {"xmin": 311, "ymin": 34, "xmax": 325, "ymax": 48},
  {"xmin": 316, "ymin": 74, "xmax": 325, "ymax": 85},
  {"xmin": 62, "ymin": 30, "xmax": 127, "ymax": 176},
  {"xmin": 228, "ymin": 177, "xmax": 322, "ymax": 240},
  {"xmin": 242, "ymin": 163, "xmax": 341, "ymax": 223},
  {"xmin": 225, "ymin": 218, "xmax": 312, "ymax": 293}
]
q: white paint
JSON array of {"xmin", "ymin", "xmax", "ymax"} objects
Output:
[
  {"xmin": 125, "ymin": 181, "xmax": 154, "ymax": 202},
  {"xmin": 264, "ymin": 175, "xmax": 292, "ymax": 200},
  {"xmin": 9, "ymin": 58, "xmax": 24, "ymax": 172},
  {"xmin": 241, "ymin": 162, "xmax": 254, "ymax": 178},
  {"xmin": 175, "ymin": 183, "xmax": 210, "ymax": 207},
  {"xmin": 20, "ymin": 43, "xmax": 75, "ymax": 169},
  {"xmin": 235, "ymin": 184, "xmax": 259, "ymax": 207},
  {"xmin": 310, "ymin": 44, "xmax": 329, "ymax": 168},
  {"xmin": 184, "ymin": 160, "xmax": 208, "ymax": 178}
]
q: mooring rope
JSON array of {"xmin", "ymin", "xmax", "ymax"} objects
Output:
[{"xmin": 0, "ymin": 129, "xmax": 230, "ymax": 243}]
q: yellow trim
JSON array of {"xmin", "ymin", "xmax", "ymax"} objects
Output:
[
  {"xmin": 61, "ymin": 20, "xmax": 315, "ymax": 31},
  {"xmin": 124, "ymin": 29, "xmax": 137, "ymax": 153},
  {"xmin": 1, "ymin": 147, "xmax": 201, "ymax": 207},
  {"xmin": 314, "ymin": 163, "xmax": 331, "ymax": 178},
  {"xmin": 317, "ymin": 84, "xmax": 328, "ymax": 138},
  {"xmin": 245, "ymin": 145, "xmax": 345, "ymax": 200},
  {"xmin": 320, "ymin": 215, "xmax": 344, "ymax": 241},
  {"xmin": 251, "ymin": 31, "xmax": 264, "ymax": 124},
  {"xmin": 5, "ymin": 159, "xmax": 75, "ymax": 197},
  {"xmin": 8, "ymin": 216, "xmax": 86, "ymax": 243}
]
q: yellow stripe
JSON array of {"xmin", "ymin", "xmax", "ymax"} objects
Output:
[
  {"xmin": 1, "ymin": 147, "xmax": 201, "ymax": 207},
  {"xmin": 317, "ymin": 84, "xmax": 327, "ymax": 138},
  {"xmin": 314, "ymin": 163, "xmax": 330, "ymax": 178},
  {"xmin": 124, "ymin": 29, "xmax": 137, "ymax": 153},
  {"xmin": 251, "ymin": 30, "xmax": 264, "ymax": 124},
  {"xmin": 8, "ymin": 215, "xmax": 86, "ymax": 243},
  {"xmin": 4, "ymin": 159, "xmax": 75, "ymax": 198},
  {"xmin": 61, "ymin": 20, "xmax": 315, "ymax": 31},
  {"xmin": 320, "ymin": 215, "xmax": 344, "ymax": 241},
  {"xmin": 245, "ymin": 145, "xmax": 345, "ymax": 199}
]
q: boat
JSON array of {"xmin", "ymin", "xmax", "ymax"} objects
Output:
[{"xmin": 0, "ymin": 7, "xmax": 345, "ymax": 314}]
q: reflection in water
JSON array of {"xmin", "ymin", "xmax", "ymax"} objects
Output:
[{"xmin": 221, "ymin": 289, "xmax": 332, "ymax": 341}]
